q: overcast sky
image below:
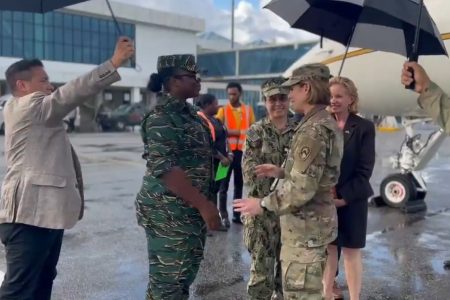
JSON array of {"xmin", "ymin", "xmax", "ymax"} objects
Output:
[{"xmin": 113, "ymin": 0, "xmax": 317, "ymax": 44}]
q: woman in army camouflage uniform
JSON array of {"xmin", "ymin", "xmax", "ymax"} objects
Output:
[
  {"xmin": 234, "ymin": 63, "xmax": 343, "ymax": 300},
  {"xmin": 135, "ymin": 54, "xmax": 220, "ymax": 300}
]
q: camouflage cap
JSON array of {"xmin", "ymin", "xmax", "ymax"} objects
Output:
[
  {"xmin": 157, "ymin": 54, "xmax": 199, "ymax": 73},
  {"xmin": 261, "ymin": 78, "xmax": 289, "ymax": 98},
  {"xmin": 281, "ymin": 63, "xmax": 331, "ymax": 87}
]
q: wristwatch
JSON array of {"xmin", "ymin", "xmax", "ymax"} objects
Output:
[{"xmin": 260, "ymin": 198, "xmax": 268, "ymax": 212}]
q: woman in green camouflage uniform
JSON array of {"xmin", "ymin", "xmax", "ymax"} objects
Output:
[
  {"xmin": 242, "ymin": 78, "xmax": 296, "ymax": 299},
  {"xmin": 135, "ymin": 54, "xmax": 220, "ymax": 300}
]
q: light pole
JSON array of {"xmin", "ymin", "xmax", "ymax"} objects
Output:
[{"xmin": 231, "ymin": 0, "xmax": 235, "ymax": 49}]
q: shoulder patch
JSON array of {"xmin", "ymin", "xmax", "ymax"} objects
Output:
[
  {"xmin": 299, "ymin": 146, "xmax": 311, "ymax": 160},
  {"xmin": 292, "ymin": 135, "xmax": 324, "ymax": 173},
  {"xmin": 246, "ymin": 125, "xmax": 263, "ymax": 148}
]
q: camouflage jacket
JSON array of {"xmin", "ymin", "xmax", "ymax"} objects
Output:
[
  {"xmin": 418, "ymin": 81, "xmax": 450, "ymax": 134},
  {"xmin": 243, "ymin": 117, "xmax": 297, "ymax": 198},
  {"xmin": 261, "ymin": 105, "xmax": 343, "ymax": 248},
  {"xmin": 136, "ymin": 93, "xmax": 213, "ymax": 225}
]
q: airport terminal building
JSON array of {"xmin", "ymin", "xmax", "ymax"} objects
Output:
[
  {"xmin": 198, "ymin": 40, "xmax": 316, "ymax": 113},
  {"xmin": 0, "ymin": 0, "xmax": 204, "ymax": 106},
  {"xmin": 0, "ymin": 0, "xmax": 316, "ymax": 128}
]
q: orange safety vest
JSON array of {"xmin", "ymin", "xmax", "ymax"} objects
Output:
[
  {"xmin": 197, "ymin": 111, "xmax": 216, "ymax": 142},
  {"xmin": 224, "ymin": 103, "xmax": 250, "ymax": 151}
]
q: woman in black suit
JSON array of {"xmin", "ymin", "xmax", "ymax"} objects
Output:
[{"xmin": 323, "ymin": 77, "xmax": 376, "ymax": 300}]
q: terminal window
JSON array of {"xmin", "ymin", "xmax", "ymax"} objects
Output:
[{"xmin": 0, "ymin": 11, "xmax": 135, "ymax": 67}]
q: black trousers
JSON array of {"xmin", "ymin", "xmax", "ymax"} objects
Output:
[
  {"xmin": 219, "ymin": 150, "xmax": 243, "ymax": 219},
  {"xmin": 0, "ymin": 223, "xmax": 64, "ymax": 300}
]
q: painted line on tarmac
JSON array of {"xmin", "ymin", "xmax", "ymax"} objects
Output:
[{"xmin": 0, "ymin": 271, "xmax": 4, "ymax": 285}]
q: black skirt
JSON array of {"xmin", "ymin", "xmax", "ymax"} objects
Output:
[{"xmin": 331, "ymin": 199, "xmax": 368, "ymax": 249}]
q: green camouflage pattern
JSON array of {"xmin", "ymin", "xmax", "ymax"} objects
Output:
[
  {"xmin": 261, "ymin": 105, "xmax": 343, "ymax": 298},
  {"xmin": 261, "ymin": 78, "xmax": 289, "ymax": 99},
  {"xmin": 242, "ymin": 117, "xmax": 297, "ymax": 299},
  {"xmin": 136, "ymin": 93, "xmax": 213, "ymax": 300},
  {"xmin": 282, "ymin": 63, "xmax": 331, "ymax": 87},
  {"xmin": 418, "ymin": 81, "xmax": 450, "ymax": 134},
  {"xmin": 157, "ymin": 54, "xmax": 199, "ymax": 73}
]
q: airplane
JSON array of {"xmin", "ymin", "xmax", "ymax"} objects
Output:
[{"xmin": 283, "ymin": 0, "xmax": 450, "ymax": 212}]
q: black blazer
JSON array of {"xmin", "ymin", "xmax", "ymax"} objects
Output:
[{"xmin": 336, "ymin": 113, "xmax": 376, "ymax": 204}]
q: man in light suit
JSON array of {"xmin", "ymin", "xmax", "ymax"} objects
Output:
[{"xmin": 0, "ymin": 37, "xmax": 134, "ymax": 300}]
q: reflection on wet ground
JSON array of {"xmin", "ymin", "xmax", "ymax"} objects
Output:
[{"xmin": 0, "ymin": 130, "xmax": 449, "ymax": 299}]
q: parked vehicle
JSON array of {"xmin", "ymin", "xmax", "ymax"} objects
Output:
[{"xmin": 97, "ymin": 103, "xmax": 148, "ymax": 131}]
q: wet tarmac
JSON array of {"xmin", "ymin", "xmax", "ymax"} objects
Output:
[{"xmin": 0, "ymin": 128, "xmax": 450, "ymax": 300}]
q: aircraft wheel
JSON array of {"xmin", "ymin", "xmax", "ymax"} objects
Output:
[{"xmin": 380, "ymin": 173, "xmax": 417, "ymax": 208}]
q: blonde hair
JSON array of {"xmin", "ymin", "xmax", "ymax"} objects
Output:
[{"xmin": 329, "ymin": 76, "xmax": 359, "ymax": 113}]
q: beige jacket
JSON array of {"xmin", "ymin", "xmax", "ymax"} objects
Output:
[
  {"xmin": 418, "ymin": 82, "xmax": 450, "ymax": 134},
  {"xmin": 0, "ymin": 61, "xmax": 120, "ymax": 229}
]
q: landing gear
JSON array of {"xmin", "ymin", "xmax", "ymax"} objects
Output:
[
  {"xmin": 380, "ymin": 173, "xmax": 416, "ymax": 208},
  {"xmin": 377, "ymin": 118, "xmax": 446, "ymax": 213},
  {"xmin": 379, "ymin": 173, "xmax": 427, "ymax": 213}
]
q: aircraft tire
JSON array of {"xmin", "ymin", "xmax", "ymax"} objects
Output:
[{"xmin": 380, "ymin": 173, "xmax": 417, "ymax": 208}]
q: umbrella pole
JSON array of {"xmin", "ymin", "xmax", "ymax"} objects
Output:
[
  {"xmin": 338, "ymin": 25, "xmax": 356, "ymax": 76},
  {"xmin": 106, "ymin": 0, "xmax": 123, "ymax": 35},
  {"xmin": 409, "ymin": 0, "xmax": 424, "ymax": 62},
  {"xmin": 105, "ymin": 0, "xmax": 140, "ymax": 71},
  {"xmin": 406, "ymin": 0, "xmax": 424, "ymax": 90}
]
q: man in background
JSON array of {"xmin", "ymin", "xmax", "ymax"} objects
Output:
[{"xmin": 216, "ymin": 82, "xmax": 255, "ymax": 226}]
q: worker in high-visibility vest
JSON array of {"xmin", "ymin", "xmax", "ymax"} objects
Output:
[{"xmin": 215, "ymin": 82, "xmax": 255, "ymax": 227}]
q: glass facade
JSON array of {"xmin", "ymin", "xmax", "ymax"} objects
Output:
[
  {"xmin": 238, "ymin": 44, "xmax": 314, "ymax": 75},
  {"xmin": 198, "ymin": 42, "xmax": 315, "ymax": 78},
  {"xmin": 0, "ymin": 11, "xmax": 135, "ymax": 66},
  {"xmin": 198, "ymin": 52, "xmax": 236, "ymax": 77}
]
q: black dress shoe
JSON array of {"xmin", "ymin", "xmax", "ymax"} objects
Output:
[
  {"xmin": 221, "ymin": 217, "xmax": 230, "ymax": 229},
  {"xmin": 232, "ymin": 217, "xmax": 242, "ymax": 225},
  {"xmin": 214, "ymin": 222, "xmax": 228, "ymax": 232},
  {"xmin": 444, "ymin": 260, "xmax": 450, "ymax": 269}
]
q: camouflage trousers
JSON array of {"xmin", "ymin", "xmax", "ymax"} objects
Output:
[
  {"xmin": 137, "ymin": 195, "xmax": 206, "ymax": 300},
  {"xmin": 243, "ymin": 212, "xmax": 282, "ymax": 300},
  {"xmin": 280, "ymin": 245, "xmax": 327, "ymax": 300}
]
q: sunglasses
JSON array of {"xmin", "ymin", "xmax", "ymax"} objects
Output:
[{"xmin": 174, "ymin": 73, "xmax": 201, "ymax": 82}]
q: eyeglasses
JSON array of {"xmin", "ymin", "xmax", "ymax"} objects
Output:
[{"xmin": 174, "ymin": 74, "xmax": 201, "ymax": 82}]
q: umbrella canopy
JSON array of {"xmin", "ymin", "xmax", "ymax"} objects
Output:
[
  {"xmin": 264, "ymin": 0, "xmax": 447, "ymax": 58},
  {"xmin": 0, "ymin": 0, "xmax": 88, "ymax": 13}
]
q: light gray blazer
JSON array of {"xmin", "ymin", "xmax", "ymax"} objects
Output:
[{"xmin": 0, "ymin": 61, "xmax": 121, "ymax": 229}]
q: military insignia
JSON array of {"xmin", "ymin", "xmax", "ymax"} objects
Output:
[{"xmin": 300, "ymin": 146, "xmax": 311, "ymax": 160}]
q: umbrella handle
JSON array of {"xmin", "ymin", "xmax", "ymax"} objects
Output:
[
  {"xmin": 405, "ymin": 56, "xmax": 418, "ymax": 90},
  {"xmin": 405, "ymin": 67, "xmax": 416, "ymax": 90}
]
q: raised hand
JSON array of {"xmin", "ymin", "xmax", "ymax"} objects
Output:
[{"xmin": 111, "ymin": 36, "xmax": 135, "ymax": 68}]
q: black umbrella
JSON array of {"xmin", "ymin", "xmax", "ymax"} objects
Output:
[
  {"xmin": 0, "ymin": 0, "xmax": 88, "ymax": 13},
  {"xmin": 264, "ymin": 0, "xmax": 447, "ymax": 76}
]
